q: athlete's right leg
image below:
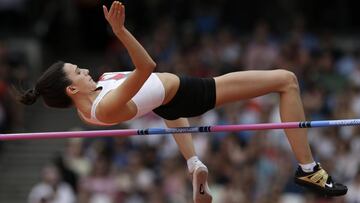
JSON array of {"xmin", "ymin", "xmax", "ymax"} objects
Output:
[{"xmin": 164, "ymin": 118, "xmax": 212, "ymax": 203}]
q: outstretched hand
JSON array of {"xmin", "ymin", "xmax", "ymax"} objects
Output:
[{"xmin": 103, "ymin": 1, "xmax": 125, "ymax": 34}]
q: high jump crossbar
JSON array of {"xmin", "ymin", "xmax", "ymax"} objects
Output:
[{"xmin": 1, "ymin": 119, "xmax": 360, "ymax": 141}]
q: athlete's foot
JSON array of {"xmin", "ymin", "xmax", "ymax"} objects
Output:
[
  {"xmin": 192, "ymin": 164, "xmax": 212, "ymax": 203},
  {"xmin": 294, "ymin": 163, "xmax": 348, "ymax": 197}
]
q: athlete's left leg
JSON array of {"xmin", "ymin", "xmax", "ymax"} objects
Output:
[
  {"xmin": 164, "ymin": 118, "xmax": 212, "ymax": 203},
  {"xmin": 214, "ymin": 69, "xmax": 313, "ymax": 164},
  {"xmin": 213, "ymin": 69, "xmax": 347, "ymax": 196}
]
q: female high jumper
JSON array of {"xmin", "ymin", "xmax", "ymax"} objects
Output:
[{"xmin": 18, "ymin": 1, "xmax": 347, "ymax": 202}]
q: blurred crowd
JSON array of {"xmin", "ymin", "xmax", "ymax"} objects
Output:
[{"xmin": 1, "ymin": 0, "xmax": 360, "ymax": 203}]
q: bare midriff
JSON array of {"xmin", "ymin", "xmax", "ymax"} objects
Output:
[{"xmin": 155, "ymin": 72, "xmax": 180, "ymax": 105}]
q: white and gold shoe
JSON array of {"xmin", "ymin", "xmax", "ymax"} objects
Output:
[{"xmin": 294, "ymin": 163, "xmax": 347, "ymax": 196}]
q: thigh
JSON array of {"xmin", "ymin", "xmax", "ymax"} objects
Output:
[{"xmin": 214, "ymin": 69, "xmax": 293, "ymax": 106}]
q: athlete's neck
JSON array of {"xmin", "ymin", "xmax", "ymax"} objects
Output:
[{"xmin": 74, "ymin": 87, "xmax": 102, "ymax": 117}]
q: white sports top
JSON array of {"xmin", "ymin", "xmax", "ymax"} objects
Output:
[{"xmin": 79, "ymin": 72, "xmax": 165, "ymax": 126}]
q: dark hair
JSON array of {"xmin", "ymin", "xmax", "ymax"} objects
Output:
[{"xmin": 18, "ymin": 61, "xmax": 73, "ymax": 108}]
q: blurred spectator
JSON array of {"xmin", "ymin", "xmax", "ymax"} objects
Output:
[
  {"xmin": 216, "ymin": 28, "xmax": 242, "ymax": 71},
  {"xmin": 0, "ymin": 41, "xmax": 26, "ymax": 153},
  {"xmin": 64, "ymin": 138, "xmax": 91, "ymax": 178},
  {"xmin": 193, "ymin": 4, "xmax": 220, "ymax": 35},
  {"xmin": 28, "ymin": 164, "xmax": 75, "ymax": 203},
  {"xmin": 346, "ymin": 170, "xmax": 360, "ymax": 203},
  {"xmin": 313, "ymin": 50, "xmax": 348, "ymax": 94},
  {"xmin": 53, "ymin": 153, "xmax": 79, "ymax": 195},
  {"xmin": 288, "ymin": 15, "xmax": 320, "ymax": 53},
  {"xmin": 245, "ymin": 21, "xmax": 279, "ymax": 70},
  {"xmin": 161, "ymin": 156, "xmax": 189, "ymax": 202},
  {"xmin": 78, "ymin": 156, "xmax": 119, "ymax": 203},
  {"xmin": 348, "ymin": 50, "xmax": 360, "ymax": 88}
]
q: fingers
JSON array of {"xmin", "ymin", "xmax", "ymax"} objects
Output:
[
  {"xmin": 106, "ymin": 1, "xmax": 123, "ymax": 20},
  {"xmin": 114, "ymin": 2, "xmax": 120, "ymax": 19},
  {"xmin": 108, "ymin": 1, "xmax": 116, "ymax": 18},
  {"xmin": 121, "ymin": 3, "xmax": 125, "ymax": 18},
  {"xmin": 103, "ymin": 5, "xmax": 109, "ymax": 20},
  {"xmin": 114, "ymin": 1, "xmax": 123, "ymax": 19}
]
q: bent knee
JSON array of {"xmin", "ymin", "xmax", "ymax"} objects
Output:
[{"xmin": 272, "ymin": 69, "xmax": 299, "ymax": 92}]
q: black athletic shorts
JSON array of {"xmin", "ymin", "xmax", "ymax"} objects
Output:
[{"xmin": 153, "ymin": 75, "xmax": 216, "ymax": 120}]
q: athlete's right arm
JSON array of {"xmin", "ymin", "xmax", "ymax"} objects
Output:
[
  {"xmin": 103, "ymin": 1, "xmax": 156, "ymax": 73},
  {"xmin": 99, "ymin": 2, "xmax": 156, "ymax": 122}
]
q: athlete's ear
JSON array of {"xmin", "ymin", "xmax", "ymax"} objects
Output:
[{"xmin": 66, "ymin": 86, "xmax": 79, "ymax": 95}]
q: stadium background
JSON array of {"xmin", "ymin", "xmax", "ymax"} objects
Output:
[{"xmin": 1, "ymin": 0, "xmax": 360, "ymax": 202}]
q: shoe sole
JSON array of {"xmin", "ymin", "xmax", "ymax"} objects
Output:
[
  {"xmin": 295, "ymin": 178, "xmax": 348, "ymax": 197},
  {"xmin": 193, "ymin": 166, "xmax": 212, "ymax": 203}
]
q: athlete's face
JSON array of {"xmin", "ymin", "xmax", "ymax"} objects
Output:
[{"xmin": 63, "ymin": 63, "xmax": 97, "ymax": 95}]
